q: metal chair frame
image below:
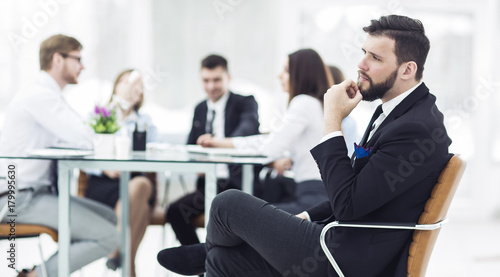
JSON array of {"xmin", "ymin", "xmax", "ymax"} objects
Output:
[{"xmin": 319, "ymin": 219, "xmax": 448, "ymax": 277}]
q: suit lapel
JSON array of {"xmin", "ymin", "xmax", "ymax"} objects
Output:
[
  {"xmin": 197, "ymin": 102, "xmax": 208, "ymax": 134},
  {"xmin": 366, "ymin": 83, "xmax": 430, "ymax": 146},
  {"xmin": 352, "ymin": 83, "xmax": 430, "ymax": 164},
  {"xmin": 223, "ymin": 91, "xmax": 234, "ymax": 137}
]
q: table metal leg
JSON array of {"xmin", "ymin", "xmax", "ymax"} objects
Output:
[
  {"xmin": 120, "ymin": 171, "xmax": 131, "ymax": 277},
  {"xmin": 57, "ymin": 163, "xmax": 71, "ymax": 277},
  {"xmin": 48, "ymin": 159, "xmax": 263, "ymax": 277},
  {"xmin": 204, "ymin": 164, "xmax": 217, "ymax": 228},
  {"xmin": 242, "ymin": 164, "xmax": 254, "ymax": 195}
]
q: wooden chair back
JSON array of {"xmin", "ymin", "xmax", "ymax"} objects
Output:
[{"xmin": 407, "ymin": 155, "xmax": 466, "ymax": 276}]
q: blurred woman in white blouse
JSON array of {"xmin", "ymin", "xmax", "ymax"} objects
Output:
[{"xmin": 198, "ymin": 48, "xmax": 355, "ymax": 213}]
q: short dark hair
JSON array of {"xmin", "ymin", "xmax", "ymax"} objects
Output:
[
  {"xmin": 288, "ymin": 48, "xmax": 332, "ymax": 103},
  {"xmin": 363, "ymin": 15, "xmax": 430, "ymax": 81},
  {"xmin": 201, "ymin": 54, "xmax": 228, "ymax": 72},
  {"xmin": 40, "ymin": 34, "xmax": 82, "ymax": 70}
]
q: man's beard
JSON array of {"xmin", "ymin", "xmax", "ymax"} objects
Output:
[
  {"xmin": 63, "ymin": 73, "xmax": 78, "ymax": 85},
  {"xmin": 358, "ymin": 69, "xmax": 397, "ymax": 102},
  {"xmin": 62, "ymin": 64, "xmax": 79, "ymax": 84}
]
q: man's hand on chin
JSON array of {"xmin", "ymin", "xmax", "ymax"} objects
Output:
[{"xmin": 323, "ymin": 79, "xmax": 363, "ymax": 134}]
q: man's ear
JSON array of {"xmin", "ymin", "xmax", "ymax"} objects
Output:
[
  {"xmin": 51, "ymin": 52, "xmax": 63, "ymax": 69},
  {"xmin": 400, "ymin": 61, "xmax": 417, "ymax": 80}
]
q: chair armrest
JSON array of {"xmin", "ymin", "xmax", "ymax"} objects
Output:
[{"xmin": 319, "ymin": 219, "xmax": 448, "ymax": 277}]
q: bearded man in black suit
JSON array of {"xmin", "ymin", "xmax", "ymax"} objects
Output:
[{"xmin": 158, "ymin": 15, "xmax": 451, "ymax": 277}]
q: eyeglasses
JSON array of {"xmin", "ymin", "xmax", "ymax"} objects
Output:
[{"xmin": 60, "ymin": 53, "xmax": 82, "ymax": 64}]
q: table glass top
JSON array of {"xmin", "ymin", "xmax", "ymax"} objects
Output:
[{"xmin": 0, "ymin": 144, "xmax": 271, "ymax": 165}]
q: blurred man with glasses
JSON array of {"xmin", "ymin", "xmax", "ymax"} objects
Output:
[{"xmin": 0, "ymin": 34, "xmax": 118, "ymax": 277}]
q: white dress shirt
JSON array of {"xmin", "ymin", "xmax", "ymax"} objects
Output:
[
  {"xmin": 232, "ymin": 94, "xmax": 325, "ymax": 183},
  {"xmin": 0, "ymin": 71, "xmax": 93, "ymax": 191},
  {"xmin": 206, "ymin": 91, "xmax": 230, "ymax": 139},
  {"xmin": 206, "ymin": 91, "xmax": 230, "ymax": 178}
]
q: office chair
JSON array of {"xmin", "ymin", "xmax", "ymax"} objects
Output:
[
  {"xmin": 320, "ymin": 154, "xmax": 466, "ymax": 277},
  {"xmin": 0, "ymin": 223, "xmax": 58, "ymax": 277}
]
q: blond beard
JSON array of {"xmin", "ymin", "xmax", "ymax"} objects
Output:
[{"xmin": 62, "ymin": 63, "xmax": 79, "ymax": 84}]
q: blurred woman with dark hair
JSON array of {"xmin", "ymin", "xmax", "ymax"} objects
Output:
[
  {"xmin": 328, "ymin": 65, "xmax": 345, "ymax": 85},
  {"xmin": 195, "ymin": 49, "xmax": 355, "ymax": 214}
]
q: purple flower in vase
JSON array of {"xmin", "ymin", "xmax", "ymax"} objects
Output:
[
  {"xmin": 101, "ymin": 106, "xmax": 111, "ymax": 117},
  {"xmin": 90, "ymin": 104, "xmax": 120, "ymax": 134}
]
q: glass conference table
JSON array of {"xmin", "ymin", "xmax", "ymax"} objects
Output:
[{"xmin": 1, "ymin": 146, "xmax": 271, "ymax": 277}]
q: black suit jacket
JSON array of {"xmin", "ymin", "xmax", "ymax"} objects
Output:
[
  {"xmin": 309, "ymin": 83, "xmax": 452, "ymax": 276},
  {"xmin": 187, "ymin": 91, "xmax": 260, "ymax": 190},
  {"xmin": 187, "ymin": 91, "xmax": 259, "ymax": 144}
]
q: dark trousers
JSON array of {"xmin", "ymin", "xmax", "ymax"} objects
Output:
[
  {"xmin": 273, "ymin": 179, "xmax": 328, "ymax": 215},
  {"xmin": 259, "ymin": 174, "xmax": 297, "ymax": 203},
  {"xmin": 166, "ymin": 177, "xmax": 238, "ymax": 245},
  {"xmin": 205, "ymin": 189, "xmax": 330, "ymax": 277},
  {"xmin": 167, "ymin": 177, "xmax": 327, "ymax": 245}
]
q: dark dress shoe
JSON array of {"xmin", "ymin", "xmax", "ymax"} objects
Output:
[
  {"xmin": 157, "ymin": 243, "xmax": 207, "ymax": 276},
  {"xmin": 106, "ymin": 255, "xmax": 121, "ymax": 271},
  {"xmin": 17, "ymin": 267, "xmax": 35, "ymax": 277}
]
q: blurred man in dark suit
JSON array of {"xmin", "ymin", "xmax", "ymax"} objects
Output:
[{"xmin": 165, "ymin": 54, "xmax": 260, "ymax": 246}]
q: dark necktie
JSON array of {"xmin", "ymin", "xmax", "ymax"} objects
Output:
[
  {"xmin": 351, "ymin": 105, "xmax": 383, "ymax": 165},
  {"xmin": 359, "ymin": 104, "xmax": 383, "ymax": 147},
  {"xmin": 206, "ymin": 109, "xmax": 216, "ymax": 135}
]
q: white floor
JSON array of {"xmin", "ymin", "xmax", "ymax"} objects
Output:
[{"xmin": 2, "ymin": 181, "xmax": 500, "ymax": 277}]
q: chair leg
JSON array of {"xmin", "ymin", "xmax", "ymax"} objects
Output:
[
  {"xmin": 161, "ymin": 172, "xmax": 171, "ymax": 248},
  {"xmin": 162, "ymin": 227, "xmax": 169, "ymax": 277},
  {"xmin": 178, "ymin": 175, "xmax": 189, "ymax": 194},
  {"xmin": 320, "ymin": 222, "xmax": 345, "ymax": 277},
  {"xmin": 160, "ymin": 172, "xmax": 171, "ymax": 277},
  {"xmin": 37, "ymin": 236, "xmax": 48, "ymax": 277}
]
